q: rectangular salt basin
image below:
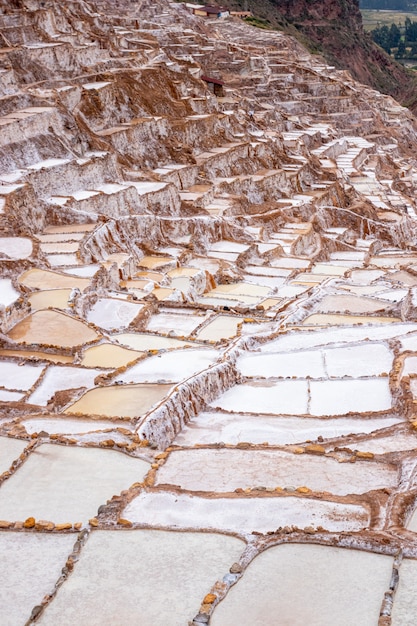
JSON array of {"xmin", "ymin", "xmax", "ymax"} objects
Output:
[
  {"xmin": 324, "ymin": 343, "xmax": 392, "ymax": 377},
  {"xmin": 38, "ymin": 530, "xmax": 244, "ymax": 626},
  {"xmin": 18, "ymin": 268, "xmax": 90, "ymax": 291},
  {"xmin": 28, "ymin": 289, "xmax": 72, "ymax": 311},
  {"xmin": 114, "ymin": 348, "xmax": 218, "ymax": 384},
  {"xmin": 0, "ymin": 444, "xmax": 149, "ymax": 523},
  {"xmin": 238, "ymin": 344, "xmax": 392, "ymax": 379},
  {"xmin": 315, "ymin": 294, "xmax": 391, "ymax": 314},
  {"xmin": 0, "ymin": 436, "xmax": 27, "ymax": 473},
  {"xmin": 114, "ymin": 333, "xmax": 193, "ymax": 351},
  {"xmin": 0, "ymin": 533, "xmax": 76, "ymax": 626},
  {"xmin": 145, "ymin": 311, "xmax": 209, "ymax": 336},
  {"xmin": 0, "ymin": 360, "xmax": 44, "ymax": 391},
  {"xmin": 206, "ymin": 283, "xmax": 271, "ymax": 298},
  {"xmin": 28, "ymin": 366, "xmax": 102, "ymax": 406},
  {"xmin": 174, "ymin": 411, "xmax": 402, "ymax": 446},
  {"xmin": 210, "ymin": 544, "xmax": 393, "ymax": 626},
  {"xmin": 0, "ymin": 278, "xmax": 20, "ymax": 307},
  {"xmin": 237, "ymin": 350, "xmax": 325, "ymax": 378},
  {"xmin": 391, "ymin": 559, "xmax": 417, "ymax": 625},
  {"xmin": 81, "ymin": 344, "xmax": 144, "ymax": 369},
  {"xmin": 123, "ymin": 491, "xmax": 370, "ymax": 534},
  {"xmin": 64, "ymin": 383, "xmax": 173, "ymax": 418},
  {"xmin": 86, "ymin": 298, "xmax": 145, "ymax": 330},
  {"xmin": 353, "ymin": 432, "xmax": 417, "ymax": 455},
  {"xmin": 0, "ymin": 350, "xmax": 73, "ymax": 364},
  {"xmin": 0, "ymin": 390, "xmax": 24, "ymax": 401},
  {"xmin": 156, "ymin": 449, "xmax": 398, "ymax": 496},
  {"xmin": 303, "ymin": 314, "xmax": 400, "ymax": 326},
  {"xmin": 260, "ymin": 324, "xmax": 417, "ymax": 353},
  {"xmin": 210, "ymin": 381, "xmax": 309, "ymax": 415},
  {"xmin": 21, "ymin": 417, "xmax": 128, "ymax": 436},
  {"xmin": 0, "ymin": 237, "xmax": 32, "ymax": 259},
  {"xmin": 195, "ymin": 316, "xmax": 243, "ymax": 342},
  {"xmin": 309, "ymin": 379, "xmax": 392, "ymax": 415},
  {"xmin": 8, "ymin": 310, "xmax": 99, "ymax": 348}
]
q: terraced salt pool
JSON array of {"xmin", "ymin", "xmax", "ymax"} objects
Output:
[
  {"xmin": 38, "ymin": 530, "xmax": 245, "ymax": 626},
  {"xmin": 211, "ymin": 544, "xmax": 393, "ymax": 626}
]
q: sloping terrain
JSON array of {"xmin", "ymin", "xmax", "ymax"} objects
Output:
[
  {"xmin": 223, "ymin": 0, "xmax": 417, "ymax": 111},
  {"xmin": 2, "ymin": 0, "xmax": 417, "ymax": 623}
]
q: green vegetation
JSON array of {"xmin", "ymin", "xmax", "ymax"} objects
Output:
[
  {"xmin": 360, "ymin": 1, "xmax": 417, "ymax": 8},
  {"xmin": 243, "ymin": 15, "xmax": 272, "ymax": 29},
  {"xmin": 361, "ymin": 9, "xmax": 417, "ymax": 31},
  {"xmin": 370, "ymin": 15, "xmax": 417, "ymax": 58},
  {"xmin": 359, "ymin": 0, "xmax": 417, "ymax": 11}
]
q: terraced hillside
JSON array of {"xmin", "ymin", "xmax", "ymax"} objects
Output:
[{"xmin": 3, "ymin": 0, "xmax": 417, "ymax": 623}]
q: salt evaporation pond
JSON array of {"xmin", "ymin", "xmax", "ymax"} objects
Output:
[
  {"xmin": 174, "ymin": 411, "xmax": 402, "ymax": 446},
  {"xmin": 28, "ymin": 365, "xmax": 102, "ymax": 406},
  {"xmin": 259, "ymin": 324, "xmax": 417, "ymax": 353},
  {"xmin": 0, "ymin": 349, "xmax": 73, "ymax": 364},
  {"xmin": 0, "ymin": 390, "xmax": 24, "ymax": 401},
  {"xmin": 211, "ymin": 544, "xmax": 393, "ymax": 626},
  {"xmin": 28, "ymin": 289, "xmax": 71, "ymax": 311},
  {"xmin": 18, "ymin": 268, "xmax": 90, "ymax": 291},
  {"xmin": 0, "ymin": 360, "xmax": 44, "ymax": 391},
  {"xmin": 123, "ymin": 491, "xmax": 370, "ymax": 534},
  {"xmin": 81, "ymin": 343, "xmax": 144, "ymax": 368},
  {"xmin": 86, "ymin": 298, "xmax": 145, "ymax": 330},
  {"xmin": 212, "ymin": 379, "xmax": 392, "ymax": 416},
  {"xmin": 196, "ymin": 315, "xmax": 243, "ymax": 341},
  {"xmin": 0, "ymin": 436, "xmax": 27, "ymax": 473},
  {"xmin": 303, "ymin": 313, "xmax": 400, "ymax": 325},
  {"xmin": 156, "ymin": 449, "xmax": 398, "ymax": 495},
  {"xmin": 0, "ymin": 444, "xmax": 149, "ymax": 523},
  {"xmin": 145, "ymin": 310, "xmax": 208, "ymax": 336},
  {"xmin": 316, "ymin": 294, "xmax": 392, "ymax": 314},
  {"xmin": 21, "ymin": 417, "xmax": 126, "ymax": 435},
  {"xmin": 113, "ymin": 348, "xmax": 218, "ymax": 384},
  {"xmin": 0, "ymin": 278, "xmax": 20, "ymax": 307},
  {"xmin": 8, "ymin": 310, "xmax": 99, "ymax": 348},
  {"xmin": 38, "ymin": 530, "xmax": 245, "ymax": 626},
  {"xmin": 0, "ymin": 236, "xmax": 32, "ymax": 259},
  {"xmin": 64, "ymin": 383, "xmax": 173, "ymax": 418},
  {"xmin": 0, "ymin": 533, "xmax": 75, "ymax": 626},
  {"xmin": 114, "ymin": 332, "xmax": 193, "ymax": 351},
  {"xmin": 352, "ymin": 432, "xmax": 417, "ymax": 455},
  {"xmin": 391, "ymin": 559, "xmax": 417, "ymax": 625}
]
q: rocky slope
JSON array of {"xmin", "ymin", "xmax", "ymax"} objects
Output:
[
  {"xmin": 3, "ymin": 0, "xmax": 417, "ymax": 623},
  {"xmin": 225, "ymin": 0, "xmax": 417, "ymax": 111}
]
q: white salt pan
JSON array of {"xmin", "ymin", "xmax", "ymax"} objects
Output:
[
  {"xmin": 28, "ymin": 366, "xmax": 101, "ymax": 406},
  {"xmin": 0, "ymin": 444, "xmax": 149, "ymax": 523},
  {"xmin": 39, "ymin": 530, "xmax": 244, "ymax": 626},
  {"xmin": 123, "ymin": 491, "xmax": 369, "ymax": 534},
  {"xmin": 211, "ymin": 544, "xmax": 393, "ymax": 626},
  {"xmin": 0, "ymin": 533, "xmax": 75, "ymax": 626},
  {"xmin": 156, "ymin": 449, "xmax": 397, "ymax": 496}
]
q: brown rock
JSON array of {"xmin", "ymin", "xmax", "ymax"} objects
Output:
[
  {"xmin": 35, "ymin": 520, "xmax": 55, "ymax": 531},
  {"xmin": 356, "ymin": 451, "xmax": 375, "ymax": 459},
  {"xmin": 23, "ymin": 517, "xmax": 36, "ymax": 528},
  {"xmin": 305, "ymin": 444, "xmax": 325, "ymax": 455},
  {"xmin": 89, "ymin": 517, "xmax": 99, "ymax": 527},
  {"xmin": 0, "ymin": 520, "xmax": 12, "ymax": 529},
  {"xmin": 56, "ymin": 523, "xmax": 72, "ymax": 531},
  {"xmin": 296, "ymin": 486, "xmax": 311, "ymax": 494},
  {"xmin": 230, "ymin": 562, "xmax": 243, "ymax": 574},
  {"xmin": 99, "ymin": 439, "xmax": 115, "ymax": 448},
  {"xmin": 118, "ymin": 518, "xmax": 133, "ymax": 527},
  {"xmin": 203, "ymin": 594, "xmax": 216, "ymax": 605}
]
